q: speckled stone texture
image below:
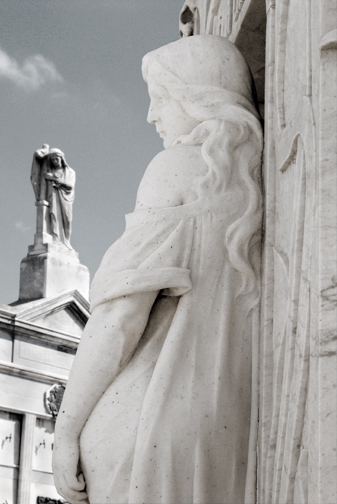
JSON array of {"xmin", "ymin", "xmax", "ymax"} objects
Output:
[{"xmin": 180, "ymin": 1, "xmax": 336, "ymax": 503}]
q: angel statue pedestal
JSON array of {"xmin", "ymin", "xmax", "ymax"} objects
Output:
[{"xmin": 18, "ymin": 145, "xmax": 90, "ymax": 302}]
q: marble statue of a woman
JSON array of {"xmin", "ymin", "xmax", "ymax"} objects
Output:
[
  {"xmin": 53, "ymin": 35, "xmax": 263, "ymax": 504},
  {"xmin": 31, "ymin": 146, "xmax": 75, "ymax": 249}
]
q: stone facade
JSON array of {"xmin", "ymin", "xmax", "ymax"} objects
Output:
[
  {"xmin": 179, "ymin": 1, "xmax": 337, "ymax": 503},
  {"xmin": 0, "ymin": 291, "xmax": 90, "ymax": 504}
]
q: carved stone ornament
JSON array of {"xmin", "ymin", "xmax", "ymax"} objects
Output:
[
  {"xmin": 179, "ymin": 0, "xmax": 242, "ymax": 38},
  {"xmin": 45, "ymin": 383, "xmax": 65, "ymax": 418},
  {"xmin": 37, "ymin": 498, "xmax": 68, "ymax": 504}
]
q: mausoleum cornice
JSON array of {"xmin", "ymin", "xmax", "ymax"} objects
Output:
[{"xmin": 0, "ymin": 359, "xmax": 67, "ymax": 386}]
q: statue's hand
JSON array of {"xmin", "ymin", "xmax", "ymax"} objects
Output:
[
  {"xmin": 45, "ymin": 172, "xmax": 61, "ymax": 180},
  {"xmin": 52, "ymin": 436, "xmax": 88, "ymax": 504}
]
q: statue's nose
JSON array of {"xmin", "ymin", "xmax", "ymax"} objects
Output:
[{"xmin": 147, "ymin": 104, "xmax": 158, "ymax": 124}]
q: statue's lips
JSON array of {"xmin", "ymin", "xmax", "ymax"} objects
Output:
[
  {"xmin": 156, "ymin": 129, "xmax": 165, "ymax": 138},
  {"xmin": 154, "ymin": 124, "xmax": 165, "ymax": 137}
]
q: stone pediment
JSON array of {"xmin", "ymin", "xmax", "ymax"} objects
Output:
[{"xmin": 9, "ymin": 290, "xmax": 90, "ymax": 337}]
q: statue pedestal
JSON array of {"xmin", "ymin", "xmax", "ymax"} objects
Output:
[{"xmin": 19, "ymin": 243, "xmax": 90, "ymax": 302}]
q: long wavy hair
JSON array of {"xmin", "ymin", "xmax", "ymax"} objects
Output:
[{"xmin": 143, "ymin": 35, "xmax": 263, "ymax": 304}]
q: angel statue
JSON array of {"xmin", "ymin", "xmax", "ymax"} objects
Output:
[
  {"xmin": 53, "ymin": 35, "xmax": 263, "ymax": 504},
  {"xmin": 31, "ymin": 145, "xmax": 75, "ymax": 249}
]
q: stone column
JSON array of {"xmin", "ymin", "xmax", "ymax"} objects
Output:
[
  {"xmin": 17, "ymin": 414, "xmax": 35, "ymax": 504},
  {"xmin": 313, "ymin": 3, "xmax": 337, "ymax": 499}
]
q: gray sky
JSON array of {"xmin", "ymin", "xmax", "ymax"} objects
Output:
[{"xmin": 0, "ymin": 0, "xmax": 181, "ymax": 304}]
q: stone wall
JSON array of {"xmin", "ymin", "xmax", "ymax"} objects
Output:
[
  {"xmin": 179, "ymin": 1, "xmax": 337, "ymax": 502},
  {"xmin": 0, "ymin": 292, "xmax": 90, "ymax": 503}
]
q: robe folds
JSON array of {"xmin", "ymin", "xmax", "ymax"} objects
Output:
[
  {"xmin": 80, "ymin": 193, "xmax": 257, "ymax": 504},
  {"xmin": 47, "ymin": 165, "xmax": 75, "ymax": 243}
]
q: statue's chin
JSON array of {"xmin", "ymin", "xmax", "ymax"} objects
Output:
[{"xmin": 162, "ymin": 136, "xmax": 176, "ymax": 149}]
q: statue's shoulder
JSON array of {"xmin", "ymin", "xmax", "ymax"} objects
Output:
[
  {"xmin": 145, "ymin": 144, "xmax": 205, "ymax": 184},
  {"xmin": 135, "ymin": 145, "xmax": 206, "ymax": 211},
  {"xmin": 148, "ymin": 144, "xmax": 202, "ymax": 170},
  {"xmin": 64, "ymin": 165, "xmax": 76, "ymax": 182},
  {"xmin": 68, "ymin": 166, "xmax": 76, "ymax": 178}
]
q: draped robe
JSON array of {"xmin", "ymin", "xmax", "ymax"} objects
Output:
[
  {"xmin": 80, "ymin": 192, "xmax": 258, "ymax": 504},
  {"xmin": 47, "ymin": 165, "xmax": 75, "ymax": 244}
]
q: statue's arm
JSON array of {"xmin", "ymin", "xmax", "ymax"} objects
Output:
[
  {"xmin": 44, "ymin": 172, "xmax": 60, "ymax": 181},
  {"xmin": 53, "ymin": 291, "xmax": 158, "ymax": 501},
  {"xmin": 44, "ymin": 168, "xmax": 75, "ymax": 188},
  {"xmin": 55, "ymin": 291, "xmax": 157, "ymax": 437}
]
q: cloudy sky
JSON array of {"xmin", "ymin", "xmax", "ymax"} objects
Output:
[{"xmin": 0, "ymin": 0, "xmax": 181, "ymax": 304}]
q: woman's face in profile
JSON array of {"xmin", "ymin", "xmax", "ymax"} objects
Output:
[{"xmin": 147, "ymin": 79, "xmax": 199, "ymax": 148}]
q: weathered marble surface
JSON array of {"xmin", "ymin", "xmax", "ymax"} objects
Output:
[
  {"xmin": 53, "ymin": 35, "xmax": 263, "ymax": 504},
  {"xmin": 259, "ymin": 2, "xmax": 337, "ymax": 503},
  {"xmin": 177, "ymin": 2, "xmax": 337, "ymax": 504}
]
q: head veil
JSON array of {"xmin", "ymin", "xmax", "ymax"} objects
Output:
[
  {"xmin": 142, "ymin": 35, "xmax": 261, "ymax": 131},
  {"xmin": 142, "ymin": 36, "xmax": 263, "ymax": 303},
  {"xmin": 48, "ymin": 148, "xmax": 68, "ymax": 168}
]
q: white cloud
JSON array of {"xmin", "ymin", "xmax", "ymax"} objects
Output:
[
  {"xmin": 15, "ymin": 221, "xmax": 31, "ymax": 233},
  {"xmin": 0, "ymin": 47, "xmax": 63, "ymax": 91}
]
